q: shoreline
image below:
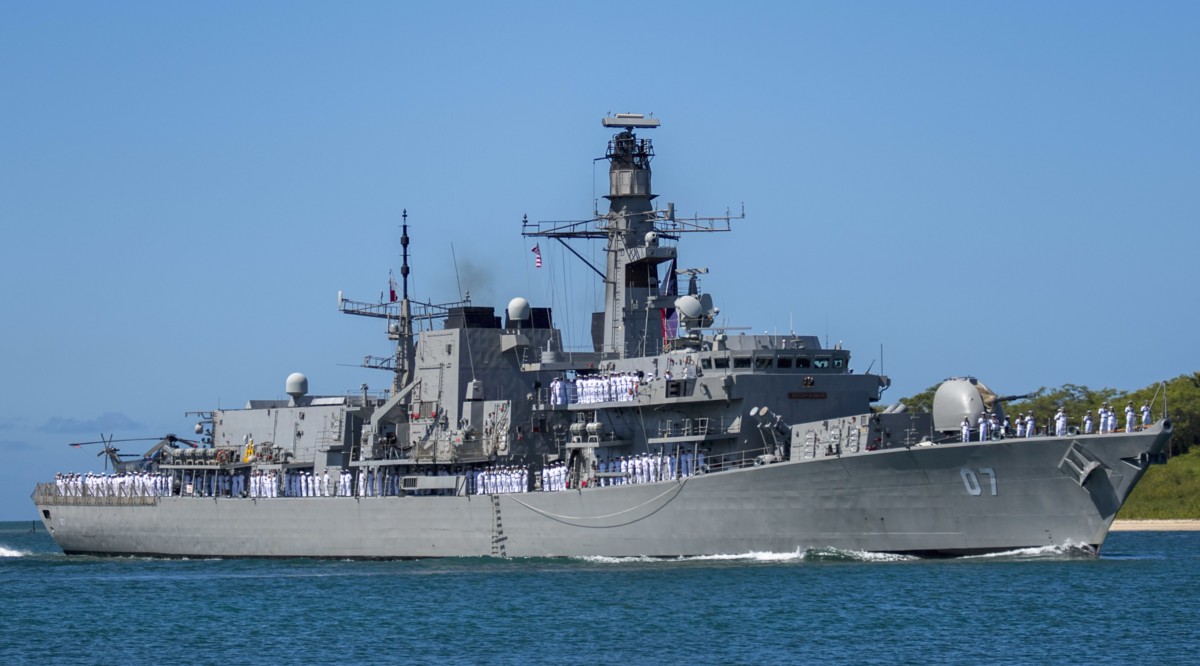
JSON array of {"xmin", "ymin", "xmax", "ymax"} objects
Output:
[{"xmin": 1110, "ymin": 519, "xmax": 1200, "ymax": 531}]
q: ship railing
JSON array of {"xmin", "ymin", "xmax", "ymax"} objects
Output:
[
  {"xmin": 699, "ymin": 446, "xmax": 775, "ymax": 474},
  {"xmin": 657, "ymin": 417, "xmax": 732, "ymax": 439}
]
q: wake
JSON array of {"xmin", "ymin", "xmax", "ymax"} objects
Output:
[
  {"xmin": 0, "ymin": 545, "xmax": 31, "ymax": 557},
  {"xmin": 577, "ymin": 548, "xmax": 919, "ymax": 564}
]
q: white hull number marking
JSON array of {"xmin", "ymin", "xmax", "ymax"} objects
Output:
[{"xmin": 960, "ymin": 467, "xmax": 998, "ymax": 496}]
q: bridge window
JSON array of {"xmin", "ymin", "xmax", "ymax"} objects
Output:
[
  {"xmin": 796, "ymin": 357, "xmax": 812, "ymax": 368},
  {"xmin": 734, "ymin": 356, "xmax": 752, "ymax": 369},
  {"xmin": 777, "ymin": 357, "xmax": 793, "ymax": 369},
  {"xmin": 833, "ymin": 357, "xmax": 845, "ymax": 369},
  {"xmin": 701, "ymin": 358, "xmax": 713, "ymax": 370},
  {"xmin": 714, "ymin": 357, "xmax": 730, "ymax": 369},
  {"xmin": 813, "ymin": 357, "xmax": 830, "ymax": 369},
  {"xmin": 755, "ymin": 357, "xmax": 774, "ymax": 370}
]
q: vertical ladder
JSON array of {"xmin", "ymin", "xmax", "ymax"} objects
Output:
[{"xmin": 490, "ymin": 494, "xmax": 508, "ymax": 557}]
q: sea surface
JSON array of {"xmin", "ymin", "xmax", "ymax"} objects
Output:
[{"xmin": 2, "ymin": 521, "xmax": 1197, "ymax": 665}]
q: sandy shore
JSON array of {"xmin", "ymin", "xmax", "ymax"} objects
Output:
[{"xmin": 1110, "ymin": 519, "xmax": 1200, "ymax": 531}]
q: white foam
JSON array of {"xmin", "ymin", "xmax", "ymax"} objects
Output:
[
  {"xmin": 963, "ymin": 542, "xmax": 1096, "ymax": 560},
  {"xmin": 576, "ymin": 548, "xmax": 919, "ymax": 564},
  {"xmin": 0, "ymin": 545, "xmax": 30, "ymax": 557}
]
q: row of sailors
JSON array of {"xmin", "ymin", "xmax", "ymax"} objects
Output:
[
  {"xmin": 960, "ymin": 402, "xmax": 1154, "ymax": 442},
  {"xmin": 54, "ymin": 450, "xmax": 719, "ymax": 499},
  {"xmin": 53, "ymin": 472, "xmax": 172, "ymax": 498},
  {"xmin": 1085, "ymin": 402, "xmax": 1152, "ymax": 435},
  {"xmin": 550, "ymin": 373, "xmax": 641, "ymax": 405},
  {"xmin": 474, "ymin": 466, "xmax": 530, "ymax": 494},
  {"xmin": 469, "ymin": 451, "xmax": 708, "ymax": 495},
  {"xmin": 596, "ymin": 452, "xmax": 706, "ymax": 485},
  {"xmin": 51, "ymin": 468, "xmax": 416, "ymax": 499}
]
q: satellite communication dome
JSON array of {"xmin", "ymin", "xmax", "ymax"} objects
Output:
[
  {"xmin": 675, "ymin": 295, "xmax": 704, "ymax": 319},
  {"xmin": 285, "ymin": 372, "xmax": 309, "ymax": 400},
  {"xmin": 507, "ymin": 297, "xmax": 531, "ymax": 321},
  {"xmin": 644, "ymin": 231, "xmax": 659, "ymax": 247}
]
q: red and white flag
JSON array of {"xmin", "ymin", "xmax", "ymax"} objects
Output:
[
  {"xmin": 531, "ymin": 244, "xmax": 542, "ymax": 269},
  {"xmin": 388, "ymin": 270, "xmax": 398, "ymax": 302}
]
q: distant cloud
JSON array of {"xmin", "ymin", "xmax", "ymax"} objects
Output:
[
  {"xmin": 0, "ymin": 439, "xmax": 31, "ymax": 451},
  {"xmin": 39, "ymin": 412, "xmax": 142, "ymax": 434},
  {"xmin": 0, "ymin": 417, "xmax": 22, "ymax": 430}
]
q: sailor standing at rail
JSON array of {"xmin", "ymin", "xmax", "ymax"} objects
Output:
[
  {"xmin": 1054, "ymin": 408, "xmax": 1067, "ymax": 436},
  {"xmin": 1142, "ymin": 403, "xmax": 1152, "ymax": 428},
  {"xmin": 1097, "ymin": 405, "xmax": 1108, "ymax": 434},
  {"xmin": 961, "ymin": 417, "xmax": 971, "ymax": 443},
  {"xmin": 1024, "ymin": 413, "xmax": 1035, "ymax": 437},
  {"xmin": 977, "ymin": 414, "xmax": 989, "ymax": 442},
  {"xmin": 1125, "ymin": 402, "xmax": 1136, "ymax": 433},
  {"xmin": 1107, "ymin": 404, "xmax": 1118, "ymax": 433},
  {"xmin": 1083, "ymin": 410, "xmax": 1093, "ymax": 434}
]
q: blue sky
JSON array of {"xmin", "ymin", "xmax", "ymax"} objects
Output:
[{"xmin": 1, "ymin": 2, "xmax": 1197, "ymax": 519}]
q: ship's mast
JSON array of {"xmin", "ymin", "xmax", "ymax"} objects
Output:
[
  {"xmin": 522, "ymin": 114, "xmax": 738, "ymax": 359},
  {"xmin": 339, "ymin": 211, "xmax": 469, "ymax": 390},
  {"xmin": 396, "ymin": 209, "xmax": 415, "ymax": 390},
  {"xmin": 600, "ymin": 114, "xmax": 667, "ymax": 358}
]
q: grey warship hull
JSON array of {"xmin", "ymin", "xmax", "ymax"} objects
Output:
[
  {"xmin": 33, "ymin": 114, "xmax": 1173, "ymax": 559},
  {"xmin": 36, "ymin": 425, "xmax": 1170, "ymax": 558}
]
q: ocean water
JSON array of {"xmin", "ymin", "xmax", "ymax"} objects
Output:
[{"xmin": 2, "ymin": 522, "xmax": 1197, "ymax": 665}]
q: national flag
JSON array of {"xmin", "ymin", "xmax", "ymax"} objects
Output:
[
  {"xmin": 660, "ymin": 258, "xmax": 678, "ymax": 340},
  {"xmin": 532, "ymin": 244, "xmax": 542, "ymax": 269},
  {"xmin": 388, "ymin": 270, "xmax": 398, "ymax": 303}
]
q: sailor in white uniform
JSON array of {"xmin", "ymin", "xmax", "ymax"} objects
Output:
[
  {"xmin": 1142, "ymin": 403, "xmax": 1152, "ymax": 428},
  {"xmin": 1125, "ymin": 402, "xmax": 1136, "ymax": 433},
  {"xmin": 1054, "ymin": 408, "xmax": 1067, "ymax": 436},
  {"xmin": 1024, "ymin": 413, "xmax": 1035, "ymax": 437},
  {"xmin": 977, "ymin": 414, "xmax": 989, "ymax": 442},
  {"xmin": 1083, "ymin": 411, "xmax": 1093, "ymax": 435},
  {"xmin": 961, "ymin": 417, "xmax": 971, "ymax": 443}
]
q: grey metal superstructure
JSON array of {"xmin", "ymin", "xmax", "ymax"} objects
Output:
[{"xmin": 33, "ymin": 115, "xmax": 1173, "ymax": 558}]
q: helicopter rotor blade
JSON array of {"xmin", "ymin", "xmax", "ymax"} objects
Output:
[{"xmin": 68, "ymin": 437, "xmax": 163, "ymax": 448}]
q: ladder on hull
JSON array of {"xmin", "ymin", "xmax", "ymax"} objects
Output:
[{"xmin": 490, "ymin": 494, "xmax": 507, "ymax": 557}]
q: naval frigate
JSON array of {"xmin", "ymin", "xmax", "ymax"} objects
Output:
[{"xmin": 33, "ymin": 114, "xmax": 1173, "ymax": 558}]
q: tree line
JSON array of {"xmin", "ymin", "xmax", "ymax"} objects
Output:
[{"xmin": 895, "ymin": 372, "xmax": 1200, "ymax": 456}]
